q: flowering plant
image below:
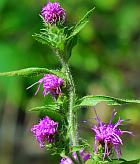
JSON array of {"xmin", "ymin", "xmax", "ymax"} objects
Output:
[{"xmin": 1, "ymin": 1, "xmax": 140, "ymax": 163}]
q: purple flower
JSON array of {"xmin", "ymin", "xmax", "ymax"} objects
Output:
[
  {"xmin": 92, "ymin": 110, "xmax": 133, "ymax": 159},
  {"xmin": 60, "ymin": 157, "xmax": 73, "ymax": 164},
  {"xmin": 27, "ymin": 74, "xmax": 64, "ymax": 98},
  {"xmin": 31, "ymin": 116, "xmax": 58, "ymax": 148},
  {"xmin": 41, "ymin": 1, "xmax": 66, "ymax": 25},
  {"xmin": 60, "ymin": 150, "xmax": 91, "ymax": 164}
]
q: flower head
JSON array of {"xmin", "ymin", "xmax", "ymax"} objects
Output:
[
  {"xmin": 60, "ymin": 149, "xmax": 91, "ymax": 164},
  {"xmin": 41, "ymin": 1, "xmax": 66, "ymax": 25},
  {"xmin": 92, "ymin": 110, "xmax": 133, "ymax": 159},
  {"xmin": 31, "ymin": 116, "xmax": 58, "ymax": 147},
  {"xmin": 60, "ymin": 157, "xmax": 73, "ymax": 164},
  {"xmin": 27, "ymin": 74, "xmax": 64, "ymax": 98}
]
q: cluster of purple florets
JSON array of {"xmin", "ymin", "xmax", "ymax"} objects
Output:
[
  {"xmin": 31, "ymin": 116, "xmax": 58, "ymax": 147},
  {"xmin": 36, "ymin": 74, "xmax": 64, "ymax": 97},
  {"xmin": 42, "ymin": 1, "xmax": 66, "ymax": 25},
  {"xmin": 60, "ymin": 150, "xmax": 91, "ymax": 164},
  {"xmin": 92, "ymin": 110, "xmax": 132, "ymax": 159},
  {"xmin": 27, "ymin": 74, "xmax": 64, "ymax": 98}
]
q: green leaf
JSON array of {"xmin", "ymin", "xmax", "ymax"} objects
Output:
[
  {"xmin": 0, "ymin": 67, "xmax": 64, "ymax": 78},
  {"xmin": 120, "ymin": 159, "xmax": 140, "ymax": 164},
  {"xmin": 64, "ymin": 35, "xmax": 78, "ymax": 60},
  {"xmin": 71, "ymin": 145, "xmax": 85, "ymax": 153},
  {"xmin": 29, "ymin": 105, "xmax": 64, "ymax": 122},
  {"xmin": 33, "ymin": 33, "xmax": 51, "ymax": 46},
  {"xmin": 29, "ymin": 104, "xmax": 58, "ymax": 111},
  {"xmin": 77, "ymin": 95, "xmax": 140, "ymax": 107},
  {"xmin": 68, "ymin": 7, "xmax": 95, "ymax": 39},
  {"xmin": 39, "ymin": 15, "xmax": 48, "ymax": 27}
]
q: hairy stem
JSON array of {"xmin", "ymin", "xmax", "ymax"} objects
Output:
[
  {"xmin": 56, "ymin": 52, "xmax": 78, "ymax": 146},
  {"xmin": 55, "ymin": 51, "xmax": 85, "ymax": 164}
]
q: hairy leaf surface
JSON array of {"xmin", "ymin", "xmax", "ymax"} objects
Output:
[
  {"xmin": 0, "ymin": 67, "xmax": 64, "ymax": 78},
  {"xmin": 78, "ymin": 95, "xmax": 140, "ymax": 106}
]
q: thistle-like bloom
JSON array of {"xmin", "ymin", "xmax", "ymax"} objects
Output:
[
  {"xmin": 60, "ymin": 150, "xmax": 91, "ymax": 164},
  {"xmin": 60, "ymin": 157, "xmax": 73, "ymax": 164},
  {"xmin": 92, "ymin": 110, "xmax": 133, "ymax": 159},
  {"xmin": 31, "ymin": 116, "xmax": 58, "ymax": 148},
  {"xmin": 41, "ymin": 1, "xmax": 66, "ymax": 25},
  {"xmin": 27, "ymin": 74, "xmax": 64, "ymax": 98}
]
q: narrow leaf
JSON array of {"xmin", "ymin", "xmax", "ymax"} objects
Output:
[
  {"xmin": 29, "ymin": 105, "xmax": 64, "ymax": 122},
  {"xmin": 0, "ymin": 67, "xmax": 64, "ymax": 78},
  {"xmin": 39, "ymin": 14, "xmax": 49, "ymax": 28},
  {"xmin": 68, "ymin": 7, "xmax": 95, "ymax": 39},
  {"xmin": 33, "ymin": 33, "xmax": 51, "ymax": 46},
  {"xmin": 120, "ymin": 159, "xmax": 140, "ymax": 164},
  {"xmin": 64, "ymin": 35, "xmax": 78, "ymax": 60},
  {"xmin": 29, "ymin": 104, "xmax": 58, "ymax": 112},
  {"xmin": 78, "ymin": 95, "xmax": 140, "ymax": 107}
]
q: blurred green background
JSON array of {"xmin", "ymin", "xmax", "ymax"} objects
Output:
[{"xmin": 0, "ymin": 0, "xmax": 140, "ymax": 163}]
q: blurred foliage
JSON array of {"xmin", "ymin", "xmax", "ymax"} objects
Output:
[{"xmin": 0, "ymin": 0, "xmax": 140, "ymax": 163}]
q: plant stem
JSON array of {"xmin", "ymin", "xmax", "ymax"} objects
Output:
[
  {"xmin": 56, "ymin": 52, "xmax": 78, "ymax": 146},
  {"xmin": 64, "ymin": 63, "xmax": 78, "ymax": 146},
  {"xmin": 55, "ymin": 51, "xmax": 85, "ymax": 164}
]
